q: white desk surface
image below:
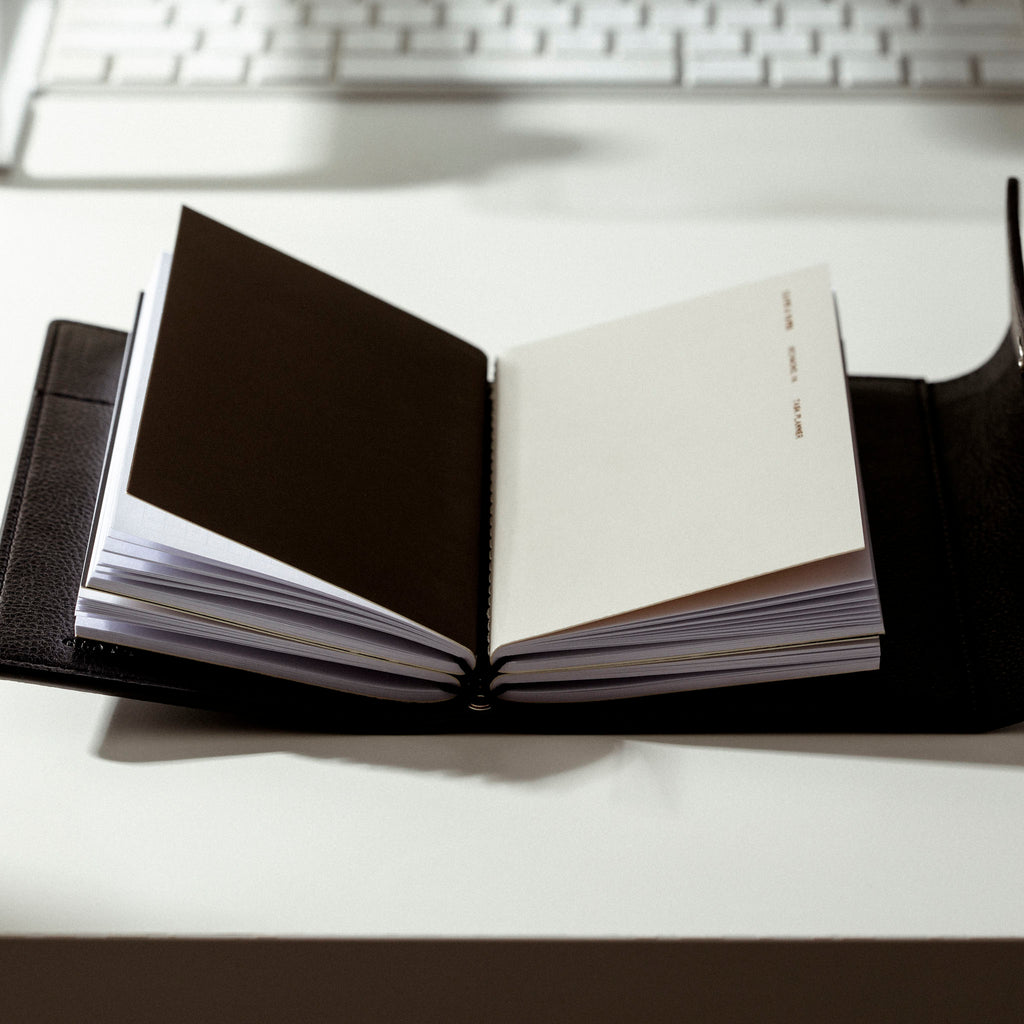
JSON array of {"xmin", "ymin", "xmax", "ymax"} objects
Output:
[{"xmin": 2, "ymin": 95, "xmax": 1024, "ymax": 939}]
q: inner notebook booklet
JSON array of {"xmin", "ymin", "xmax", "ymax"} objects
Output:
[{"xmin": 76, "ymin": 208, "xmax": 883, "ymax": 705}]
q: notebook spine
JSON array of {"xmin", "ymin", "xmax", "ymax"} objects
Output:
[{"xmin": 469, "ymin": 373, "xmax": 497, "ymax": 714}]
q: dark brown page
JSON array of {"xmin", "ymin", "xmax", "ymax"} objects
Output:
[{"xmin": 128, "ymin": 208, "xmax": 488, "ymax": 653}]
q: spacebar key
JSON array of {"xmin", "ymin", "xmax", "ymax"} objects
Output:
[{"xmin": 340, "ymin": 54, "xmax": 678, "ymax": 85}]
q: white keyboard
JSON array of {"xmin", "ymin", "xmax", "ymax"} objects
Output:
[{"xmin": 38, "ymin": 0, "xmax": 1024, "ymax": 93}]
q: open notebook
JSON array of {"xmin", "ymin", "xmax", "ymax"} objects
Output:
[{"xmin": 74, "ymin": 207, "xmax": 882, "ymax": 705}]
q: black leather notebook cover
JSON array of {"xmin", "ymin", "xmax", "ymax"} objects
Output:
[{"xmin": 4, "ymin": 185, "xmax": 1024, "ymax": 733}]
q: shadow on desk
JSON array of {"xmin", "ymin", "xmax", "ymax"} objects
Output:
[
  {"xmin": 95, "ymin": 697, "xmax": 1024, "ymax": 773},
  {"xmin": 94, "ymin": 698, "xmax": 623, "ymax": 780},
  {"xmin": 8, "ymin": 95, "xmax": 1024, "ymax": 220},
  {"xmin": 9, "ymin": 95, "xmax": 585, "ymax": 191}
]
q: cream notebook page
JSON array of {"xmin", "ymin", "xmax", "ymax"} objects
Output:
[{"xmin": 490, "ymin": 265, "xmax": 866, "ymax": 655}]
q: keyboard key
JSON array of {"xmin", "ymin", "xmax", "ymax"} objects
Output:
[
  {"xmin": 50, "ymin": 25, "xmax": 199, "ymax": 52},
  {"xmin": 783, "ymin": 2, "xmax": 843, "ymax": 29},
  {"xmin": 684, "ymin": 29, "xmax": 745, "ymax": 54},
  {"xmin": 980, "ymin": 56, "xmax": 1024, "ymax": 86},
  {"xmin": 548, "ymin": 28, "xmax": 610, "ymax": 54},
  {"xmin": 578, "ymin": 1, "xmax": 642, "ymax": 28},
  {"xmin": 341, "ymin": 52, "xmax": 677, "ymax": 81},
  {"xmin": 173, "ymin": 4, "xmax": 239, "ymax": 27},
  {"xmin": 240, "ymin": 4, "xmax": 305, "ymax": 26},
  {"xmin": 819, "ymin": 29, "xmax": 880, "ymax": 55},
  {"xmin": 615, "ymin": 28, "xmax": 678, "ymax": 54},
  {"xmin": 838, "ymin": 53, "xmax": 903, "ymax": 85},
  {"xmin": 180, "ymin": 52, "xmax": 248, "ymax": 83},
  {"xmin": 59, "ymin": 2, "xmax": 171, "ymax": 26},
  {"xmin": 270, "ymin": 27, "xmax": 338, "ymax": 53},
  {"xmin": 204, "ymin": 27, "xmax": 269, "ymax": 52},
  {"xmin": 378, "ymin": 2, "xmax": 442, "ymax": 26},
  {"xmin": 715, "ymin": 2, "xmax": 777, "ymax": 28},
  {"xmin": 919, "ymin": 2, "xmax": 1024, "ymax": 32},
  {"xmin": 249, "ymin": 53, "xmax": 334, "ymax": 81},
  {"xmin": 477, "ymin": 27, "xmax": 541, "ymax": 53},
  {"xmin": 445, "ymin": 1, "xmax": 508, "ymax": 26},
  {"xmin": 110, "ymin": 53, "xmax": 178, "ymax": 83},
  {"xmin": 687, "ymin": 54, "xmax": 765, "ymax": 84},
  {"xmin": 40, "ymin": 52, "xmax": 109, "ymax": 85},
  {"xmin": 888, "ymin": 31, "xmax": 1024, "ymax": 56},
  {"xmin": 310, "ymin": 3, "xmax": 373, "ymax": 27},
  {"xmin": 513, "ymin": 2, "xmax": 576, "ymax": 27},
  {"xmin": 852, "ymin": 5, "xmax": 911, "ymax": 29},
  {"xmin": 647, "ymin": 2, "xmax": 710, "ymax": 28},
  {"xmin": 769, "ymin": 54, "xmax": 834, "ymax": 85},
  {"xmin": 408, "ymin": 27, "xmax": 473, "ymax": 52},
  {"xmin": 340, "ymin": 27, "xmax": 403, "ymax": 51},
  {"xmin": 908, "ymin": 55, "xmax": 972, "ymax": 87},
  {"xmin": 753, "ymin": 29, "xmax": 812, "ymax": 55}
]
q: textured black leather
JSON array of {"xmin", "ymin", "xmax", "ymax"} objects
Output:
[
  {"xmin": 0, "ymin": 322, "xmax": 454, "ymax": 728},
  {"xmin": 4, "ymin": 183, "xmax": 1024, "ymax": 731}
]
